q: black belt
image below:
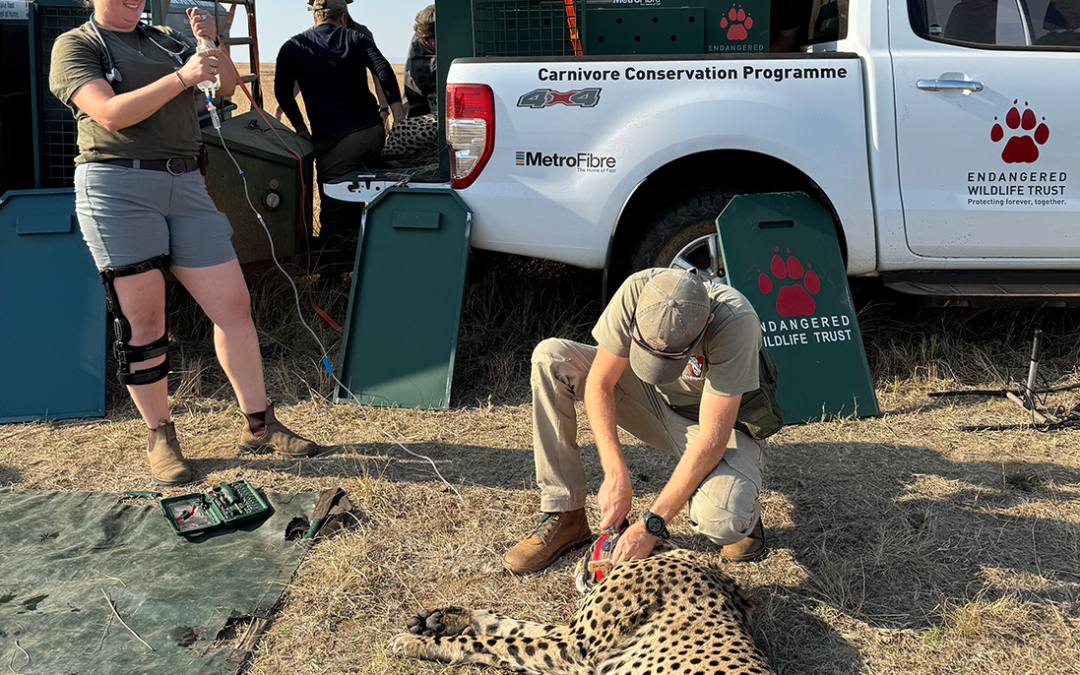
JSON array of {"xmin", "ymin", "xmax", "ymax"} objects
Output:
[{"xmin": 97, "ymin": 157, "xmax": 199, "ymax": 175}]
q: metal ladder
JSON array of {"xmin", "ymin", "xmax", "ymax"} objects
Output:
[
  {"xmin": 216, "ymin": 0, "xmax": 263, "ymax": 109},
  {"xmin": 147, "ymin": 0, "xmax": 264, "ymax": 109}
]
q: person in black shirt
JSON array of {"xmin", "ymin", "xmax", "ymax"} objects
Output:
[
  {"xmin": 272, "ymin": 9, "xmax": 392, "ymax": 131},
  {"xmin": 274, "ymin": 0, "xmax": 403, "ymax": 244},
  {"xmin": 403, "ymin": 5, "xmax": 436, "ymax": 118}
]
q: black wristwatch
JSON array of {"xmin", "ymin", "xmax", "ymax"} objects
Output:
[{"xmin": 642, "ymin": 510, "xmax": 670, "ymax": 539}]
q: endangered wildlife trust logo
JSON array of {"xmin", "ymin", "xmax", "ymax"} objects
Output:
[
  {"xmin": 991, "ymin": 99, "xmax": 1050, "ymax": 164},
  {"xmin": 720, "ymin": 3, "xmax": 753, "ymax": 41},
  {"xmin": 965, "ymin": 98, "xmax": 1065, "ymax": 207},
  {"xmin": 682, "ymin": 356, "xmax": 705, "ymax": 381},
  {"xmin": 757, "ymin": 246, "xmax": 854, "ymax": 348},
  {"xmin": 758, "ymin": 247, "xmax": 820, "ymax": 317}
]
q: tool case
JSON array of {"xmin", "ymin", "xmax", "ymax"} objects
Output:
[{"xmin": 160, "ymin": 480, "xmax": 272, "ymax": 536}]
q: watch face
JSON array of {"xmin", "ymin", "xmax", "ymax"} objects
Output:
[{"xmin": 645, "ymin": 514, "xmax": 663, "ymax": 535}]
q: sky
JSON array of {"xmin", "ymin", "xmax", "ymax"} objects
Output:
[{"xmin": 223, "ymin": 0, "xmax": 432, "ymax": 65}]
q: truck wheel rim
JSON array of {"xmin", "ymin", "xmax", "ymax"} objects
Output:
[{"xmin": 668, "ymin": 233, "xmax": 726, "ymax": 284}]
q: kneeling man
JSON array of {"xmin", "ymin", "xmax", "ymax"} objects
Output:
[{"xmin": 504, "ymin": 268, "xmax": 779, "ymax": 573}]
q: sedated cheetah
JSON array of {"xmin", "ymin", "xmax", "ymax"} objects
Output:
[
  {"xmin": 389, "ymin": 548, "xmax": 775, "ymax": 674},
  {"xmin": 381, "ymin": 113, "xmax": 438, "ymax": 163}
]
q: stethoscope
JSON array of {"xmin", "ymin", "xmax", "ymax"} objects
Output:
[{"xmin": 89, "ymin": 18, "xmax": 190, "ymax": 84}]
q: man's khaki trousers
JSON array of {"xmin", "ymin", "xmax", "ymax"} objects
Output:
[{"xmin": 531, "ymin": 338, "xmax": 766, "ymax": 545}]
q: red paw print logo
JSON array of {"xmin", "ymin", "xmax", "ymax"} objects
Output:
[
  {"xmin": 991, "ymin": 100, "xmax": 1050, "ymax": 164},
  {"xmin": 720, "ymin": 4, "xmax": 753, "ymax": 41},
  {"xmin": 758, "ymin": 247, "xmax": 820, "ymax": 318}
]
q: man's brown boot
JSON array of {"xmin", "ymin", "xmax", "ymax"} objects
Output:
[
  {"xmin": 502, "ymin": 509, "xmax": 592, "ymax": 574},
  {"xmin": 147, "ymin": 420, "xmax": 193, "ymax": 485},
  {"xmin": 238, "ymin": 402, "xmax": 318, "ymax": 458},
  {"xmin": 721, "ymin": 518, "xmax": 767, "ymax": 563}
]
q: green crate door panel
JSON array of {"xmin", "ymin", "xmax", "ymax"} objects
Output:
[
  {"xmin": 716, "ymin": 192, "xmax": 878, "ymax": 423},
  {"xmin": 336, "ymin": 189, "xmax": 471, "ymax": 410},
  {"xmin": 0, "ymin": 189, "xmax": 105, "ymax": 423}
]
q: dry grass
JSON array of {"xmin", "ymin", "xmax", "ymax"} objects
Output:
[
  {"xmin": 3, "ymin": 255, "xmax": 1079, "ymax": 674},
  {"xmin": 3, "ymin": 249, "xmax": 1080, "ymax": 675}
]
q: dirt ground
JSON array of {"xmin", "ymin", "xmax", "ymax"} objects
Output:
[{"xmin": 2, "ymin": 254, "xmax": 1079, "ymax": 675}]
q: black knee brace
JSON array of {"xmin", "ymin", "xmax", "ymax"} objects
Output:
[{"xmin": 99, "ymin": 255, "xmax": 171, "ymax": 386}]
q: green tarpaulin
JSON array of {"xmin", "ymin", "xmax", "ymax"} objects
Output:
[{"xmin": 0, "ymin": 490, "xmax": 317, "ymax": 674}]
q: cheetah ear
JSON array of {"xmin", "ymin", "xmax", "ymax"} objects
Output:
[{"xmin": 572, "ymin": 550, "xmax": 595, "ymax": 596}]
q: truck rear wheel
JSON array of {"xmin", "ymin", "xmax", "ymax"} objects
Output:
[{"xmin": 628, "ymin": 192, "xmax": 733, "ymax": 283}]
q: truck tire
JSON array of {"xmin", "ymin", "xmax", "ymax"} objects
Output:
[{"xmin": 629, "ymin": 192, "xmax": 733, "ymax": 282}]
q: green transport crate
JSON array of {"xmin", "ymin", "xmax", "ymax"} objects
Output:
[
  {"xmin": 468, "ymin": 0, "xmax": 771, "ymax": 57},
  {"xmin": 584, "ymin": 0, "xmax": 769, "ymax": 56},
  {"xmin": 335, "ymin": 188, "xmax": 472, "ymax": 410},
  {"xmin": 201, "ymin": 109, "xmax": 314, "ymax": 265},
  {"xmin": 472, "ymin": 0, "xmax": 583, "ymax": 56},
  {"xmin": 27, "ymin": 0, "xmax": 88, "ymax": 190}
]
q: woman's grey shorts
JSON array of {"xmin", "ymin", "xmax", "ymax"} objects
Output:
[{"xmin": 74, "ymin": 162, "xmax": 237, "ymax": 270}]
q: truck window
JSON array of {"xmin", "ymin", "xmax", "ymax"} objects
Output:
[
  {"xmin": 806, "ymin": 0, "xmax": 849, "ymax": 44},
  {"xmin": 1030, "ymin": 0, "xmax": 1080, "ymax": 45},
  {"xmin": 909, "ymin": 0, "xmax": 1080, "ymax": 48}
]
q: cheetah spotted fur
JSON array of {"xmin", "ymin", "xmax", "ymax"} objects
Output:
[
  {"xmin": 389, "ymin": 548, "xmax": 775, "ymax": 674},
  {"xmin": 381, "ymin": 113, "xmax": 438, "ymax": 163}
]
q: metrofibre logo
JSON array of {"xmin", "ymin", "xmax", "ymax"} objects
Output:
[{"xmin": 515, "ymin": 151, "xmax": 617, "ymax": 173}]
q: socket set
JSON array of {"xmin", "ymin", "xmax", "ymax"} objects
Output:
[{"xmin": 161, "ymin": 480, "xmax": 272, "ymax": 536}]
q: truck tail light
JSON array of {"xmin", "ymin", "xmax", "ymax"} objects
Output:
[{"xmin": 447, "ymin": 84, "xmax": 494, "ymax": 189}]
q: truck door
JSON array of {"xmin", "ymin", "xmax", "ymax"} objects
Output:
[{"xmin": 890, "ymin": 0, "xmax": 1079, "ymax": 259}]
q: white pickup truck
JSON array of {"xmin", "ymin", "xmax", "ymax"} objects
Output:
[{"xmin": 330, "ymin": 0, "xmax": 1079, "ymax": 302}]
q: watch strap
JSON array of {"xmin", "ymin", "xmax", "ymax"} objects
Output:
[{"xmin": 642, "ymin": 510, "xmax": 670, "ymax": 539}]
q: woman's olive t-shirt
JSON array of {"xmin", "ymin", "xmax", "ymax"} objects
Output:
[{"xmin": 49, "ymin": 22, "xmax": 202, "ymax": 164}]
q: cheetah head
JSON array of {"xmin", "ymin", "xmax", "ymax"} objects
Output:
[{"xmin": 572, "ymin": 537, "xmax": 675, "ymax": 596}]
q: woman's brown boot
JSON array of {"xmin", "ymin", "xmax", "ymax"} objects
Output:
[
  {"xmin": 238, "ymin": 402, "xmax": 318, "ymax": 457},
  {"xmin": 147, "ymin": 420, "xmax": 193, "ymax": 485}
]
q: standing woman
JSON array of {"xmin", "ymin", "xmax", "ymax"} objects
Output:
[{"xmin": 50, "ymin": 0, "xmax": 317, "ymax": 485}]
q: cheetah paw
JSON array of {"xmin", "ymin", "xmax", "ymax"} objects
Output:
[
  {"xmin": 388, "ymin": 633, "xmax": 425, "ymax": 656},
  {"xmin": 405, "ymin": 607, "xmax": 476, "ymax": 637}
]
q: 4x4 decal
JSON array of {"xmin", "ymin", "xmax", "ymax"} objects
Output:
[{"xmin": 517, "ymin": 88, "xmax": 601, "ymax": 109}]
